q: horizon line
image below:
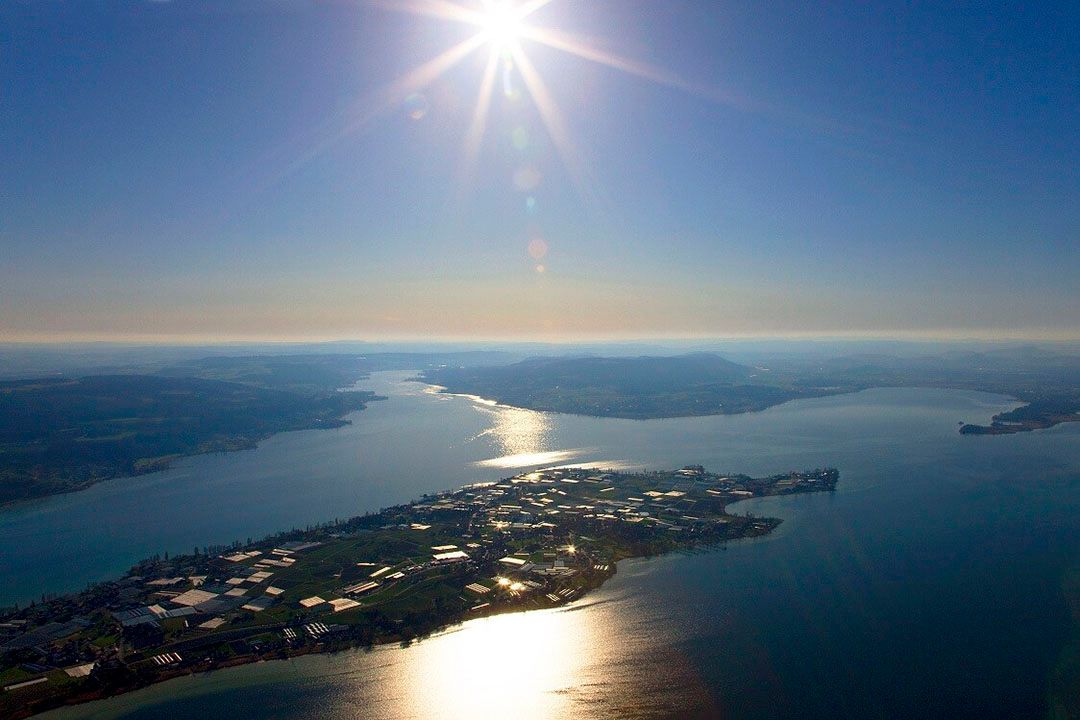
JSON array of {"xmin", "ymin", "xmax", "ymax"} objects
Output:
[{"xmin": 3, "ymin": 330, "xmax": 1080, "ymax": 348}]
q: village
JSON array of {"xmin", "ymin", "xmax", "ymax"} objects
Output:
[{"xmin": 0, "ymin": 464, "xmax": 838, "ymax": 718}]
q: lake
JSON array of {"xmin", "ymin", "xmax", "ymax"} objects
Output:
[{"xmin": 5, "ymin": 372, "xmax": 1079, "ymax": 718}]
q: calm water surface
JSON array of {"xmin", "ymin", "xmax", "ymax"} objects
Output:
[{"xmin": 6, "ymin": 372, "xmax": 1079, "ymax": 718}]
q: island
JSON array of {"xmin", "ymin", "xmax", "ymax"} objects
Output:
[{"xmin": 0, "ymin": 464, "xmax": 838, "ymax": 718}]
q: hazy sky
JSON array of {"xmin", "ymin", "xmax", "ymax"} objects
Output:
[{"xmin": 2, "ymin": 1, "xmax": 1078, "ymax": 342}]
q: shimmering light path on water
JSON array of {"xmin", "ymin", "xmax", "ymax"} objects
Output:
[{"xmin": 19, "ymin": 374, "xmax": 1080, "ymax": 718}]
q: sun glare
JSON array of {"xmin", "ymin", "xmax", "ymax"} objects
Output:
[
  {"xmin": 480, "ymin": 1, "xmax": 523, "ymax": 47},
  {"xmin": 364, "ymin": 0, "xmax": 719, "ymax": 210}
]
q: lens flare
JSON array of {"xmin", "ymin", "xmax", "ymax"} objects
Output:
[
  {"xmin": 527, "ymin": 236, "xmax": 548, "ymax": 260},
  {"xmin": 511, "ymin": 126, "xmax": 530, "ymax": 150},
  {"xmin": 404, "ymin": 92, "xmax": 429, "ymax": 120},
  {"xmin": 513, "ymin": 165, "xmax": 542, "ymax": 191}
]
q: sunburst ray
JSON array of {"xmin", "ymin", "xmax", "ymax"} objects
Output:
[
  {"xmin": 509, "ymin": 41, "xmax": 595, "ymax": 205},
  {"xmin": 256, "ymin": 32, "xmax": 487, "ymax": 194},
  {"xmin": 519, "ymin": 25, "xmax": 746, "ymax": 109},
  {"xmin": 372, "ymin": 0, "xmax": 486, "ymax": 27},
  {"xmin": 515, "ymin": 0, "xmax": 556, "ymax": 19},
  {"xmin": 451, "ymin": 47, "xmax": 501, "ymax": 206}
]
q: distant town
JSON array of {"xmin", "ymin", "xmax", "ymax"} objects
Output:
[{"xmin": 0, "ymin": 464, "xmax": 838, "ymax": 718}]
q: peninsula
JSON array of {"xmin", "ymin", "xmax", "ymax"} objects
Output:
[
  {"xmin": 959, "ymin": 395, "xmax": 1080, "ymax": 435},
  {"xmin": 0, "ymin": 464, "xmax": 838, "ymax": 718},
  {"xmin": 422, "ymin": 351, "xmax": 1080, "ymax": 435},
  {"xmin": 421, "ymin": 354, "xmax": 835, "ymax": 419}
]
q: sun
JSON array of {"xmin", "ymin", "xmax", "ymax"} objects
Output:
[
  {"xmin": 479, "ymin": 1, "xmax": 523, "ymax": 48},
  {"xmin": 323, "ymin": 0, "xmax": 724, "ymax": 208}
]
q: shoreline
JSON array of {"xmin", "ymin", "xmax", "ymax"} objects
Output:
[
  {"xmin": 419, "ymin": 376, "xmax": 1037, "ymax": 431},
  {"xmin": 32, "ymin": 565, "xmax": 617, "ymax": 718},
  {"xmin": 2, "ymin": 465, "xmax": 838, "ymax": 718},
  {"xmin": 0, "ymin": 382, "xmax": 1016, "ymax": 610},
  {"xmin": 0, "ymin": 387, "xmax": 385, "ymax": 511}
]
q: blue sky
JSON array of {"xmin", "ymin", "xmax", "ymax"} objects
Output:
[{"xmin": 2, "ymin": 0, "xmax": 1078, "ymax": 341}]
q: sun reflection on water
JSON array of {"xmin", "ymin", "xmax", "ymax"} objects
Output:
[
  {"xmin": 474, "ymin": 449, "xmax": 583, "ymax": 469},
  {"xmin": 466, "ymin": 397, "xmax": 590, "ymax": 469},
  {"xmin": 481, "ymin": 404, "xmax": 551, "ymax": 457},
  {"xmin": 400, "ymin": 609, "xmax": 594, "ymax": 720}
]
